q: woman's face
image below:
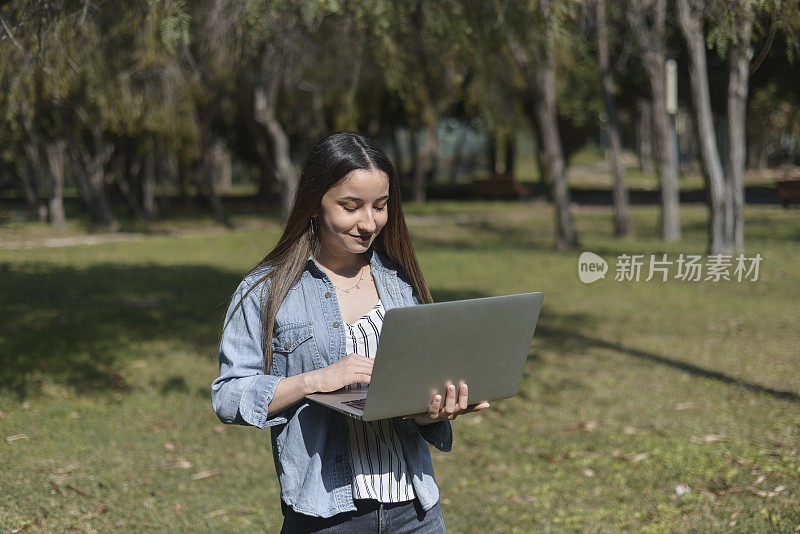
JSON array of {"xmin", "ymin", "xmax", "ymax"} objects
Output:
[{"xmin": 315, "ymin": 168, "xmax": 390, "ymax": 259}]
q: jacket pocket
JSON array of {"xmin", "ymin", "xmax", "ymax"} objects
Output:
[{"xmin": 271, "ymin": 322, "xmax": 315, "ymax": 375}]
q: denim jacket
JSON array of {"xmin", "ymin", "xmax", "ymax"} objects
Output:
[{"xmin": 211, "ymin": 248, "xmax": 452, "ymax": 518}]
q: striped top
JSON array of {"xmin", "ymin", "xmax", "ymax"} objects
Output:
[{"xmin": 343, "ymin": 300, "xmax": 415, "ymax": 503}]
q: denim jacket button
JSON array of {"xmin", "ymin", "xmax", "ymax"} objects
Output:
[
  {"xmin": 284, "ymin": 341, "xmax": 292, "ymax": 350},
  {"xmin": 325, "ymin": 292, "xmax": 332, "ymax": 298},
  {"xmin": 333, "ymin": 322, "xmax": 340, "ymax": 328}
]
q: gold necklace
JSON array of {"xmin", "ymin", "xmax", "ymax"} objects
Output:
[{"xmin": 332, "ymin": 265, "xmax": 366, "ymax": 294}]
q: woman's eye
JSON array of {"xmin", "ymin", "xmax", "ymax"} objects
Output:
[
  {"xmin": 374, "ymin": 204, "xmax": 387, "ymax": 212},
  {"xmin": 342, "ymin": 205, "xmax": 358, "ymax": 213}
]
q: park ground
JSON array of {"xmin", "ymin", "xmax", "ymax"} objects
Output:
[{"xmin": 1, "ymin": 200, "xmax": 799, "ymax": 532}]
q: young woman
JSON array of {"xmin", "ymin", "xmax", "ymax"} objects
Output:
[{"xmin": 212, "ymin": 132, "xmax": 489, "ymax": 533}]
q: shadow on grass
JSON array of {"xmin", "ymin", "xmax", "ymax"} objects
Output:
[
  {"xmin": 413, "ymin": 220, "xmax": 626, "ymax": 257},
  {"xmin": 3, "ymin": 264, "xmax": 795, "ymax": 405},
  {"xmin": 0, "ymin": 262, "xmax": 242, "ymax": 399},
  {"xmin": 412, "ymin": 218, "xmax": 709, "ymax": 258},
  {"xmin": 538, "ymin": 314, "xmax": 800, "ymax": 403},
  {"xmin": 0, "ymin": 270, "xmax": 510, "ymax": 399}
]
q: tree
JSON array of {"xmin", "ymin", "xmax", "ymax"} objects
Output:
[
  {"xmin": 0, "ymin": 1, "xmax": 74, "ymax": 227},
  {"xmin": 241, "ymin": 1, "xmax": 379, "ymax": 214},
  {"xmin": 748, "ymin": 80, "xmax": 800, "ymax": 169},
  {"xmin": 723, "ymin": 4, "xmax": 753, "ymax": 252},
  {"xmin": 596, "ymin": 0, "xmax": 632, "ymax": 237},
  {"xmin": 627, "ymin": 0, "xmax": 681, "ymax": 242},
  {"xmin": 678, "ymin": 0, "xmax": 800, "ymax": 252},
  {"xmin": 677, "ymin": 0, "xmax": 728, "ymax": 253},
  {"xmin": 502, "ymin": 0, "xmax": 580, "ymax": 249},
  {"xmin": 363, "ymin": 0, "xmax": 467, "ymax": 203}
]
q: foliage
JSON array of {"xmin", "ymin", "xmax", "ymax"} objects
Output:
[
  {"xmin": 0, "ymin": 0, "xmax": 798, "ymax": 229},
  {"xmin": 707, "ymin": 0, "xmax": 800, "ymax": 61}
]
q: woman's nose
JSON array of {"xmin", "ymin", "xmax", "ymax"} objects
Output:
[{"xmin": 359, "ymin": 209, "xmax": 376, "ymax": 232}]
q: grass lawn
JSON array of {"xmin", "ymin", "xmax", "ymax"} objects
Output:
[{"xmin": 1, "ymin": 202, "xmax": 799, "ymax": 532}]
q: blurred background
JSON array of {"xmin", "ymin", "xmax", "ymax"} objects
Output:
[{"xmin": 1, "ymin": 1, "xmax": 799, "ymax": 532}]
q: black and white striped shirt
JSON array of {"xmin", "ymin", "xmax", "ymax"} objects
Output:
[{"xmin": 344, "ymin": 300, "xmax": 415, "ymax": 503}]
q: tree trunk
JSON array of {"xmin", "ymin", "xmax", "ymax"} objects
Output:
[
  {"xmin": 504, "ymin": 133, "xmax": 516, "ymax": 177},
  {"xmin": 650, "ymin": 71, "xmax": 681, "ymax": 241},
  {"xmin": 254, "ymin": 79, "xmax": 297, "ymax": 218},
  {"xmin": 506, "ymin": 0, "xmax": 578, "ymax": 249},
  {"xmin": 199, "ymin": 128, "xmax": 228, "ymax": 226},
  {"xmin": 677, "ymin": 108, "xmax": 697, "ymax": 174},
  {"xmin": 448, "ymin": 125, "xmax": 467, "ymax": 183},
  {"xmin": 253, "ymin": 128, "xmax": 278, "ymax": 204},
  {"xmin": 636, "ymin": 98, "xmax": 654, "ymax": 175},
  {"xmin": 158, "ymin": 151, "xmax": 179, "ymax": 215},
  {"xmin": 209, "ymin": 138, "xmax": 232, "ymax": 194},
  {"xmin": 726, "ymin": 17, "xmax": 752, "ymax": 253},
  {"xmin": 391, "ymin": 128, "xmax": 405, "ymax": 178},
  {"xmin": 87, "ymin": 141, "xmax": 116, "ymax": 229},
  {"xmin": 486, "ymin": 131, "xmax": 498, "ymax": 176},
  {"xmin": 406, "ymin": 128, "xmax": 418, "ymax": 188},
  {"xmin": 72, "ymin": 140, "xmax": 117, "ymax": 229},
  {"xmin": 72, "ymin": 108, "xmax": 117, "ymax": 229},
  {"xmin": 755, "ymin": 144, "xmax": 769, "ymax": 170},
  {"xmin": 43, "ymin": 141, "xmax": 66, "ymax": 227},
  {"xmin": 21, "ymin": 107, "xmax": 49, "ymax": 222},
  {"xmin": 114, "ymin": 156, "xmax": 147, "ymax": 221},
  {"xmin": 413, "ymin": 124, "xmax": 436, "ymax": 203},
  {"xmin": 142, "ymin": 154, "xmax": 157, "ymax": 220},
  {"xmin": 531, "ymin": 126, "xmax": 548, "ymax": 187},
  {"xmin": 747, "ymin": 137, "xmax": 769, "ymax": 170},
  {"xmin": 597, "ymin": 0, "xmax": 632, "ymax": 237},
  {"xmin": 628, "ymin": 0, "xmax": 680, "ymax": 242},
  {"xmin": 203, "ymin": 167, "xmax": 227, "ymax": 226},
  {"xmin": 22, "ymin": 142, "xmax": 48, "ymax": 222},
  {"xmin": 10, "ymin": 160, "xmax": 41, "ymax": 219},
  {"xmin": 532, "ymin": 62, "xmax": 578, "ymax": 249},
  {"xmin": 677, "ymin": 0, "xmax": 728, "ymax": 253}
]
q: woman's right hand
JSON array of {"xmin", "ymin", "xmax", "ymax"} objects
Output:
[{"xmin": 309, "ymin": 353, "xmax": 373, "ymax": 393}]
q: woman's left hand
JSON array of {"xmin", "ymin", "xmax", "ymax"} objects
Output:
[{"xmin": 403, "ymin": 383, "xmax": 490, "ymax": 425}]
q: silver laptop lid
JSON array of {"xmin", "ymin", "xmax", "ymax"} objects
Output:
[{"xmin": 361, "ymin": 292, "xmax": 543, "ymax": 421}]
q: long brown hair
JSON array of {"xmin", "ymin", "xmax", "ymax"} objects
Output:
[{"xmin": 221, "ymin": 132, "xmax": 432, "ymax": 372}]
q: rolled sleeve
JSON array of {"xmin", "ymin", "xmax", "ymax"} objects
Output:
[
  {"xmin": 239, "ymin": 373, "xmax": 286, "ymax": 428},
  {"xmin": 211, "ymin": 276, "xmax": 287, "ymax": 429}
]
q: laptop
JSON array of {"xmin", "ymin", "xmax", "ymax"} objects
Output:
[{"xmin": 305, "ymin": 291, "xmax": 543, "ymax": 421}]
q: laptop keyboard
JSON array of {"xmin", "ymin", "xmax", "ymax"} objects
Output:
[{"xmin": 342, "ymin": 398, "xmax": 366, "ymax": 410}]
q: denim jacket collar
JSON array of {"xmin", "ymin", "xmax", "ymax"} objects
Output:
[{"xmin": 306, "ymin": 249, "xmax": 402, "ymax": 311}]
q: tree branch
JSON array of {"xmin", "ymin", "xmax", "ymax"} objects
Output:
[
  {"xmin": 749, "ymin": 8, "xmax": 778, "ymax": 76},
  {"xmin": 1, "ymin": 17, "xmax": 23, "ymax": 49}
]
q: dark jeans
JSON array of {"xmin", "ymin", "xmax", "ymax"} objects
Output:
[{"xmin": 280, "ymin": 498, "xmax": 446, "ymax": 533}]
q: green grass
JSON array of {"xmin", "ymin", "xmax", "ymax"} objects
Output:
[{"xmin": 1, "ymin": 203, "xmax": 799, "ymax": 532}]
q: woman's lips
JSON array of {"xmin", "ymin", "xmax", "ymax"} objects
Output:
[{"xmin": 351, "ymin": 234, "xmax": 372, "ymax": 242}]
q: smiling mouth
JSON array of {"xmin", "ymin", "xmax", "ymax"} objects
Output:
[{"xmin": 351, "ymin": 234, "xmax": 372, "ymax": 242}]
